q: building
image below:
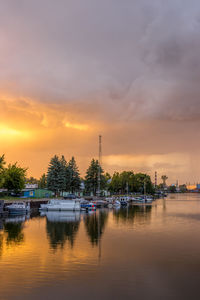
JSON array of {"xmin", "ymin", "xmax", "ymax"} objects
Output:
[{"xmin": 23, "ymin": 188, "xmax": 54, "ymax": 198}]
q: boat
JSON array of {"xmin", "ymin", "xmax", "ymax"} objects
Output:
[
  {"xmin": 145, "ymin": 196, "xmax": 153, "ymax": 203},
  {"xmin": 94, "ymin": 200, "xmax": 106, "ymax": 208},
  {"xmin": 39, "ymin": 199, "xmax": 80, "ymax": 211},
  {"xmin": 113, "ymin": 200, "xmax": 121, "ymax": 207},
  {"xmin": 132, "ymin": 197, "xmax": 145, "ymax": 203},
  {"xmin": 6, "ymin": 202, "xmax": 30, "ymax": 215},
  {"xmin": 80, "ymin": 200, "xmax": 96, "ymax": 210}
]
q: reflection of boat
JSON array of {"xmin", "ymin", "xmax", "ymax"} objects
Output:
[
  {"xmin": 41, "ymin": 211, "xmax": 80, "ymax": 222},
  {"xmin": 5, "ymin": 214, "xmax": 30, "ymax": 223},
  {"xmin": 6, "ymin": 202, "xmax": 30, "ymax": 215},
  {"xmin": 132, "ymin": 196, "xmax": 153, "ymax": 204},
  {"xmin": 40, "ymin": 199, "xmax": 80, "ymax": 211},
  {"xmin": 119, "ymin": 197, "xmax": 128, "ymax": 206}
]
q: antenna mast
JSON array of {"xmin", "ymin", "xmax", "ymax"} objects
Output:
[{"xmin": 97, "ymin": 135, "xmax": 102, "ymax": 197}]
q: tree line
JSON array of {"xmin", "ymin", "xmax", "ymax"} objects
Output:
[
  {"xmin": 0, "ymin": 153, "xmax": 155, "ymax": 195},
  {"xmin": 0, "ymin": 155, "xmax": 27, "ymax": 194},
  {"xmin": 45, "ymin": 155, "xmax": 154, "ymax": 195}
]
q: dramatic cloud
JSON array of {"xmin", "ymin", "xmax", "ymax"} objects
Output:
[{"xmin": 1, "ymin": 0, "xmax": 200, "ymax": 182}]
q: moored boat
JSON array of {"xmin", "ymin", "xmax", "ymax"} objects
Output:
[
  {"xmin": 113, "ymin": 200, "xmax": 121, "ymax": 207},
  {"xmin": 6, "ymin": 202, "xmax": 30, "ymax": 215},
  {"xmin": 39, "ymin": 199, "xmax": 80, "ymax": 211},
  {"xmin": 80, "ymin": 201, "xmax": 96, "ymax": 210}
]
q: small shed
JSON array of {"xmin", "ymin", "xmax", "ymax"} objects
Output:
[{"xmin": 23, "ymin": 190, "xmax": 35, "ymax": 198}]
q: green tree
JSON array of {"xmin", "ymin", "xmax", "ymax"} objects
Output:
[
  {"xmin": 0, "ymin": 154, "xmax": 6, "ymax": 188},
  {"xmin": 84, "ymin": 159, "xmax": 104, "ymax": 196},
  {"xmin": 66, "ymin": 157, "xmax": 81, "ymax": 193},
  {"xmin": 104, "ymin": 172, "xmax": 111, "ymax": 191},
  {"xmin": 119, "ymin": 171, "xmax": 135, "ymax": 194},
  {"xmin": 109, "ymin": 171, "xmax": 135, "ymax": 194},
  {"xmin": 168, "ymin": 185, "xmax": 176, "ymax": 193},
  {"xmin": 3, "ymin": 163, "xmax": 27, "ymax": 193},
  {"xmin": 109, "ymin": 172, "xmax": 121, "ymax": 193},
  {"xmin": 26, "ymin": 177, "xmax": 38, "ymax": 184},
  {"xmin": 59, "ymin": 155, "xmax": 67, "ymax": 194},
  {"xmin": 133, "ymin": 173, "xmax": 154, "ymax": 194},
  {"xmin": 179, "ymin": 184, "xmax": 187, "ymax": 193},
  {"xmin": 47, "ymin": 155, "xmax": 63, "ymax": 195},
  {"xmin": 38, "ymin": 173, "xmax": 47, "ymax": 189}
]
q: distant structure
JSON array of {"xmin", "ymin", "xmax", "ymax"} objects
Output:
[
  {"xmin": 187, "ymin": 184, "xmax": 199, "ymax": 192},
  {"xmin": 161, "ymin": 175, "xmax": 168, "ymax": 187},
  {"xmin": 97, "ymin": 135, "xmax": 102, "ymax": 197}
]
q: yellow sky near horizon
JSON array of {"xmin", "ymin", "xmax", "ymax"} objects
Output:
[{"xmin": 0, "ymin": 95, "xmax": 196, "ymax": 184}]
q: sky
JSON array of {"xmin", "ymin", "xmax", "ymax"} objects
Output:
[{"xmin": 1, "ymin": 0, "xmax": 200, "ymax": 184}]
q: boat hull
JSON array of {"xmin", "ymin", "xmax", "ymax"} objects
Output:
[
  {"xmin": 40, "ymin": 199, "xmax": 81, "ymax": 211},
  {"xmin": 7, "ymin": 208, "xmax": 29, "ymax": 215}
]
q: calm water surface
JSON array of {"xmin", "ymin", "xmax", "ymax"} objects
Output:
[{"xmin": 1, "ymin": 194, "xmax": 200, "ymax": 299}]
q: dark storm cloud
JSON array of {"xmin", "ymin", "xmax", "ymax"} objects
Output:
[
  {"xmin": 1, "ymin": 0, "xmax": 200, "ymax": 181},
  {"xmin": 1, "ymin": 0, "xmax": 200, "ymax": 117}
]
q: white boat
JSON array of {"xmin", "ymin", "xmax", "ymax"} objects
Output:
[
  {"xmin": 145, "ymin": 197, "xmax": 153, "ymax": 203},
  {"xmin": 40, "ymin": 199, "xmax": 80, "ymax": 211},
  {"xmin": 113, "ymin": 200, "xmax": 121, "ymax": 207},
  {"xmin": 6, "ymin": 202, "xmax": 30, "ymax": 215}
]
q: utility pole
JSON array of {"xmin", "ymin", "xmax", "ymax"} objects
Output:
[
  {"xmin": 144, "ymin": 181, "xmax": 146, "ymax": 196},
  {"xmin": 126, "ymin": 182, "xmax": 129, "ymax": 195},
  {"xmin": 97, "ymin": 135, "xmax": 102, "ymax": 197},
  {"xmin": 155, "ymin": 171, "xmax": 157, "ymax": 188}
]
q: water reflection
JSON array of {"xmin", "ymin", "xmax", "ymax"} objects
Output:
[
  {"xmin": 44, "ymin": 211, "xmax": 80, "ymax": 250},
  {"xmin": 4, "ymin": 217, "xmax": 26, "ymax": 245},
  {"xmin": 113, "ymin": 205, "xmax": 152, "ymax": 225},
  {"xmin": 84, "ymin": 210, "xmax": 108, "ymax": 246},
  {"xmin": 1, "ymin": 195, "xmax": 200, "ymax": 300}
]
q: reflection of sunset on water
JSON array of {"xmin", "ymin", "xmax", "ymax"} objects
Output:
[{"xmin": 0, "ymin": 196, "xmax": 200, "ymax": 299}]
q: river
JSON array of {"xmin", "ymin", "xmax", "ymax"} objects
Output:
[{"xmin": 0, "ymin": 193, "xmax": 200, "ymax": 299}]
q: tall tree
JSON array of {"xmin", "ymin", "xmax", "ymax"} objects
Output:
[
  {"xmin": 119, "ymin": 171, "xmax": 135, "ymax": 194},
  {"xmin": 109, "ymin": 172, "xmax": 121, "ymax": 193},
  {"xmin": 59, "ymin": 155, "xmax": 67, "ymax": 194},
  {"xmin": 66, "ymin": 157, "xmax": 81, "ymax": 193},
  {"xmin": 133, "ymin": 173, "xmax": 154, "ymax": 194},
  {"xmin": 109, "ymin": 171, "xmax": 154, "ymax": 194},
  {"xmin": 3, "ymin": 163, "xmax": 27, "ymax": 193},
  {"xmin": 0, "ymin": 154, "xmax": 6, "ymax": 188},
  {"xmin": 47, "ymin": 155, "xmax": 62, "ymax": 195},
  {"xmin": 38, "ymin": 173, "xmax": 47, "ymax": 189},
  {"xmin": 84, "ymin": 159, "xmax": 104, "ymax": 195}
]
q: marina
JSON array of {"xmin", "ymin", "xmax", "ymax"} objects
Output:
[{"xmin": 0, "ymin": 193, "xmax": 199, "ymax": 299}]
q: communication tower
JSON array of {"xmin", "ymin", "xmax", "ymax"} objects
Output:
[{"xmin": 97, "ymin": 135, "xmax": 102, "ymax": 197}]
